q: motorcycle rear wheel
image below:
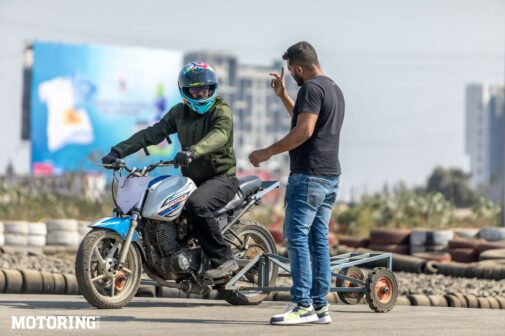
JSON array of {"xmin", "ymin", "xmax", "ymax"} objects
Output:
[{"xmin": 220, "ymin": 220, "xmax": 278, "ymax": 305}]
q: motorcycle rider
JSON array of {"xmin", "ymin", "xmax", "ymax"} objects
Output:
[{"xmin": 101, "ymin": 61, "xmax": 239, "ymax": 279}]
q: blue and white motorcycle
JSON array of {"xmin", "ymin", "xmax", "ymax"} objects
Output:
[{"xmin": 75, "ymin": 159, "xmax": 279, "ymax": 309}]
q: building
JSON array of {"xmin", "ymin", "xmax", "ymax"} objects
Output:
[
  {"xmin": 184, "ymin": 52, "xmax": 298, "ymax": 176},
  {"xmin": 465, "ymin": 83, "xmax": 505, "ymax": 201}
]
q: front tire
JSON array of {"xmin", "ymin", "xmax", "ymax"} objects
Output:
[
  {"xmin": 220, "ymin": 220, "xmax": 278, "ymax": 305},
  {"xmin": 75, "ymin": 229, "xmax": 142, "ymax": 309}
]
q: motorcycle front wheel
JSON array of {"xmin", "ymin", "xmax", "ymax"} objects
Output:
[{"xmin": 75, "ymin": 229, "xmax": 142, "ymax": 309}]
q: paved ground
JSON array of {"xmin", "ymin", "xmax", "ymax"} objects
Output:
[{"xmin": 1, "ymin": 295, "xmax": 505, "ymax": 336}]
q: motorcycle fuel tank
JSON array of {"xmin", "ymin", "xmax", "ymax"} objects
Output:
[{"xmin": 142, "ymin": 175, "xmax": 196, "ymax": 222}]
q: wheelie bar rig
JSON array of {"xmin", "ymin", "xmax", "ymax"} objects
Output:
[{"xmin": 224, "ymin": 251, "xmax": 399, "ymax": 312}]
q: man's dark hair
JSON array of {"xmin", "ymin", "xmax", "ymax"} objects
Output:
[{"xmin": 282, "ymin": 41, "xmax": 320, "ymax": 68}]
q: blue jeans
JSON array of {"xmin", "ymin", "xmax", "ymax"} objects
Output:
[{"xmin": 283, "ymin": 173, "xmax": 340, "ymax": 308}]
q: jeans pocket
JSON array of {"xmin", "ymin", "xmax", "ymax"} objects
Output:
[{"xmin": 306, "ymin": 178, "xmax": 327, "ymax": 209}]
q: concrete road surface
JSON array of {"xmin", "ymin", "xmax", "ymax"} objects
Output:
[{"xmin": 1, "ymin": 295, "xmax": 505, "ymax": 336}]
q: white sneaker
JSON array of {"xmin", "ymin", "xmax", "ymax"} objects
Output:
[
  {"xmin": 270, "ymin": 302, "xmax": 318, "ymax": 325},
  {"xmin": 313, "ymin": 304, "xmax": 332, "ymax": 324}
]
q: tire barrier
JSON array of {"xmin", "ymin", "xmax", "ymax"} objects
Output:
[
  {"xmin": 403, "ymin": 293, "xmax": 505, "ymax": 309},
  {"xmin": 0, "ymin": 269, "xmax": 79, "ymax": 295}
]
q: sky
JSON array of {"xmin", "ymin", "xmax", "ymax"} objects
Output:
[{"xmin": 0, "ymin": 0, "xmax": 504, "ymax": 199}]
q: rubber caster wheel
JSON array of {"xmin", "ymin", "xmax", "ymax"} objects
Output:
[
  {"xmin": 366, "ymin": 267, "xmax": 398, "ymax": 313},
  {"xmin": 336, "ymin": 266, "xmax": 365, "ymax": 304}
]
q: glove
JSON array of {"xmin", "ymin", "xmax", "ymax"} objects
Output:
[
  {"xmin": 174, "ymin": 150, "xmax": 196, "ymax": 168},
  {"xmin": 101, "ymin": 150, "xmax": 120, "ymax": 167}
]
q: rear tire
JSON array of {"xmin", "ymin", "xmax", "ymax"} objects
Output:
[
  {"xmin": 75, "ymin": 229, "xmax": 142, "ymax": 309},
  {"xmin": 220, "ymin": 220, "xmax": 278, "ymax": 305}
]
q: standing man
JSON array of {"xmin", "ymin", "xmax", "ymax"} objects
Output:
[{"xmin": 249, "ymin": 42, "xmax": 344, "ymax": 325}]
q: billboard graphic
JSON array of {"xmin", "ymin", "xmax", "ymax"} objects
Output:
[{"xmin": 30, "ymin": 41, "xmax": 184, "ymax": 176}]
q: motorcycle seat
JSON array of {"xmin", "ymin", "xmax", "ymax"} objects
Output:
[{"xmin": 213, "ymin": 176, "xmax": 262, "ymax": 216}]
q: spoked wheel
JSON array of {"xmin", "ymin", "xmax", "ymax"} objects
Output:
[
  {"xmin": 365, "ymin": 268, "xmax": 398, "ymax": 313},
  {"xmin": 75, "ymin": 229, "xmax": 142, "ymax": 309},
  {"xmin": 220, "ymin": 219, "xmax": 278, "ymax": 305},
  {"xmin": 336, "ymin": 266, "xmax": 365, "ymax": 304}
]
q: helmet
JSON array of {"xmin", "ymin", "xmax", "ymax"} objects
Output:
[{"xmin": 178, "ymin": 62, "xmax": 218, "ymax": 114}]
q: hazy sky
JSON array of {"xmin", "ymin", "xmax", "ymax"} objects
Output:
[{"xmin": 0, "ymin": 0, "xmax": 504, "ymax": 198}]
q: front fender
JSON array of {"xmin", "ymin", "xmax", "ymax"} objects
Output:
[{"xmin": 89, "ymin": 216, "xmax": 141, "ymax": 242}]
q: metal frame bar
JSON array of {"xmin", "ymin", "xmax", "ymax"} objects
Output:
[{"xmin": 224, "ymin": 251, "xmax": 392, "ymax": 292}]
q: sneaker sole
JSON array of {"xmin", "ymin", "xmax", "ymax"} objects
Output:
[
  {"xmin": 270, "ymin": 314, "xmax": 319, "ymax": 325},
  {"xmin": 313, "ymin": 315, "xmax": 332, "ymax": 324}
]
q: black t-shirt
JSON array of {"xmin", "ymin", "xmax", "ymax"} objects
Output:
[{"xmin": 289, "ymin": 75, "xmax": 345, "ymax": 176}]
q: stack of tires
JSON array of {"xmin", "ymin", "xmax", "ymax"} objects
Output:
[
  {"xmin": 3, "ymin": 221, "xmax": 28, "ymax": 246},
  {"xmin": 448, "ymin": 238, "xmax": 481, "ymax": 263},
  {"xmin": 46, "ymin": 219, "xmax": 80, "ymax": 247},
  {"xmin": 27, "ymin": 222, "xmax": 47, "ymax": 248},
  {"xmin": 410, "ymin": 229, "xmax": 453, "ymax": 254},
  {"xmin": 477, "ymin": 227, "xmax": 505, "ymax": 264},
  {"xmin": 368, "ymin": 229, "xmax": 411, "ymax": 255}
]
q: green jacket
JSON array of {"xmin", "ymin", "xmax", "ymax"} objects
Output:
[{"xmin": 111, "ymin": 96, "xmax": 236, "ymax": 185}]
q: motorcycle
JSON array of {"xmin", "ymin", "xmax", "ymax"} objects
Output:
[{"xmin": 75, "ymin": 159, "xmax": 279, "ymax": 309}]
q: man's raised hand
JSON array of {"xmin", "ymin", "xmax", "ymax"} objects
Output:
[{"xmin": 269, "ymin": 66, "xmax": 286, "ymax": 98}]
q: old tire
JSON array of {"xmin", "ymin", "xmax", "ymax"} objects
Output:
[
  {"xmin": 53, "ymin": 273, "xmax": 66, "ymax": 295},
  {"xmin": 365, "ymin": 268, "xmax": 398, "ymax": 313},
  {"xmin": 47, "ymin": 231, "xmax": 80, "ymax": 246},
  {"xmin": 3, "ymin": 269, "xmax": 23, "ymax": 293},
  {"xmin": 444, "ymin": 294, "xmax": 463, "ymax": 308},
  {"xmin": 220, "ymin": 220, "xmax": 278, "ymax": 306},
  {"xmin": 27, "ymin": 235, "xmax": 47, "ymax": 247},
  {"xmin": 0, "ymin": 270, "xmax": 5, "ymax": 292},
  {"xmin": 449, "ymin": 248, "xmax": 478, "ymax": 263},
  {"xmin": 4, "ymin": 234, "xmax": 28, "ymax": 246},
  {"xmin": 64, "ymin": 274, "xmax": 79, "ymax": 295},
  {"xmin": 478, "ymin": 297, "xmax": 490, "ymax": 309},
  {"xmin": 46, "ymin": 219, "xmax": 79, "ymax": 232},
  {"xmin": 370, "ymin": 229, "xmax": 410, "ymax": 245},
  {"xmin": 368, "ymin": 244, "xmax": 409, "ymax": 255},
  {"xmin": 447, "ymin": 292, "xmax": 467, "ymax": 308},
  {"xmin": 478, "ymin": 227, "xmax": 505, "ymax": 241},
  {"xmin": 4, "ymin": 221, "xmax": 28, "ymax": 235},
  {"xmin": 428, "ymin": 295, "xmax": 448, "ymax": 307},
  {"xmin": 487, "ymin": 297, "xmax": 501, "ymax": 309},
  {"xmin": 408, "ymin": 294, "xmax": 431, "ymax": 306},
  {"xmin": 464, "ymin": 294, "xmax": 479, "ymax": 308},
  {"xmin": 21, "ymin": 270, "xmax": 43, "ymax": 294},
  {"xmin": 336, "ymin": 266, "xmax": 365, "ymax": 305},
  {"xmin": 28, "ymin": 223, "xmax": 47, "ymax": 236},
  {"xmin": 40, "ymin": 271, "xmax": 55, "ymax": 294}
]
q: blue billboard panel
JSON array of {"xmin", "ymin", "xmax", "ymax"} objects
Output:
[{"xmin": 30, "ymin": 41, "xmax": 183, "ymax": 176}]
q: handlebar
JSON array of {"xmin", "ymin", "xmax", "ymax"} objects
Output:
[{"xmin": 99, "ymin": 159, "xmax": 175, "ymax": 176}]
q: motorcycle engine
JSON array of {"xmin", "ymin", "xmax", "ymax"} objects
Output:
[{"xmin": 141, "ymin": 218, "xmax": 201, "ymax": 280}]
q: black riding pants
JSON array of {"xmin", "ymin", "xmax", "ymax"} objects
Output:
[{"xmin": 185, "ymin": 174, "xmax": 239, "ymax": 267}]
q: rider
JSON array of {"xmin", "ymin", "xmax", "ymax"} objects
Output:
[{"xmin": 101, "ymin": 61, "xmax": 239, "ymax": 279}]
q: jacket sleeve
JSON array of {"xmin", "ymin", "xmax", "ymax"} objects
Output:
[
  {"xmin": 111, "ymin": 107, "xmax": 178, "ymax": 158},
  {"xmin": 189, "ymin": 104, "xmax": 232, "ymax": 158}
]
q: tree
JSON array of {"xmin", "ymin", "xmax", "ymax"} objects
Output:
[{"xmin": 426, "ymin": 167, "xmax": 476, "ymax": 207}]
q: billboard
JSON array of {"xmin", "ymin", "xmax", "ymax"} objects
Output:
[{"xmin": 30, "ymin": 41, "xmax": 183, "ymax": 176}]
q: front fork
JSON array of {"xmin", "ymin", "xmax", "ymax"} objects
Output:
[{"xmin": 117, "ymin": 211, "xmax": 139, "ymax": 269}]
